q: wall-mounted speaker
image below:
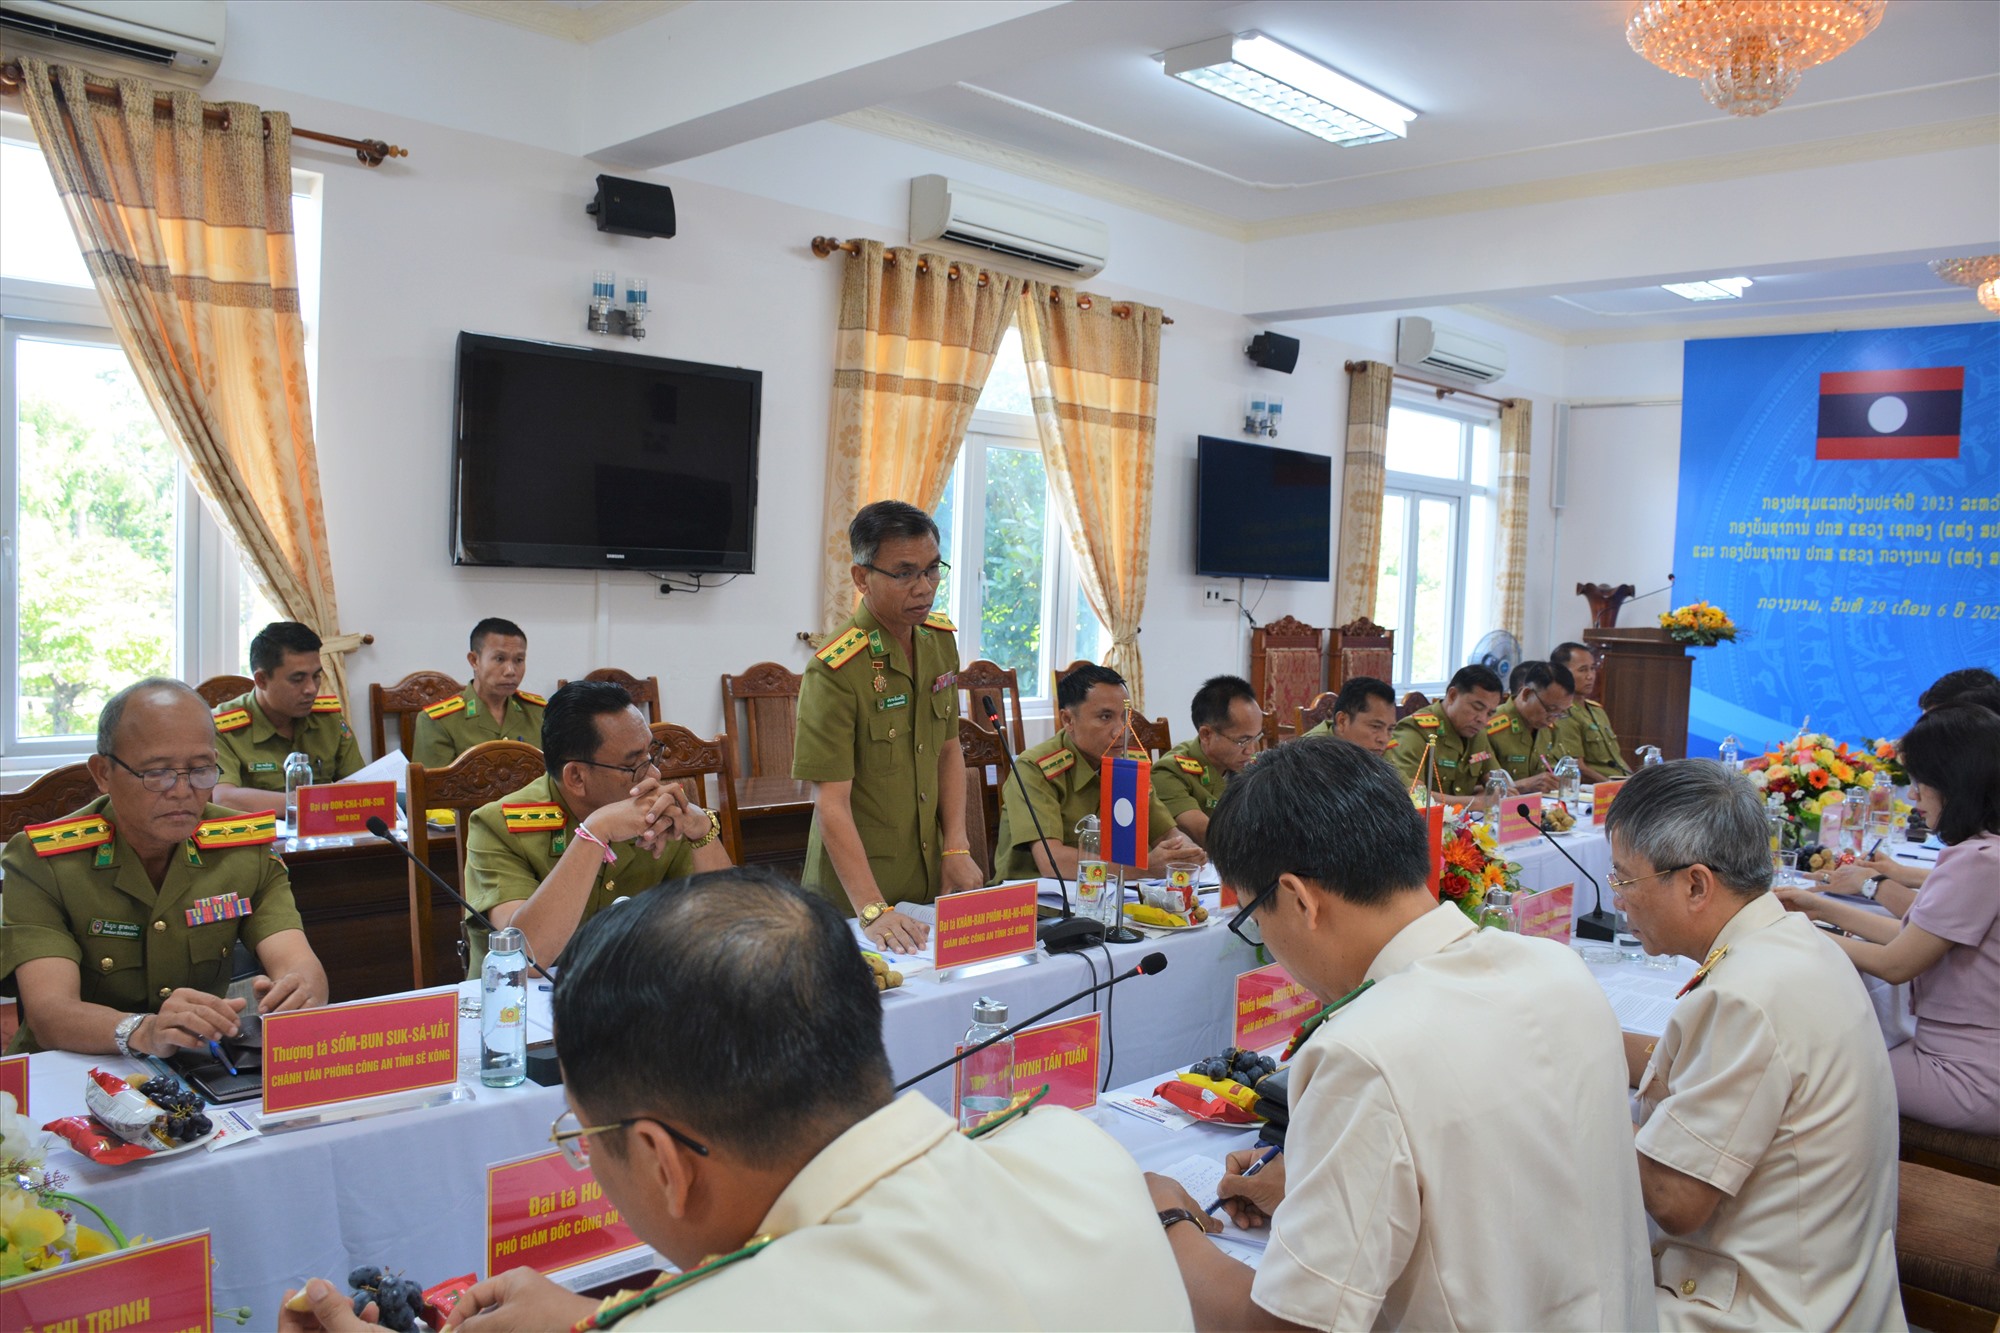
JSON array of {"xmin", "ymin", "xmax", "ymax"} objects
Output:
[
  {"xmin": 1246, "ymin": 331, "xmax": 1299, "ymax": 374},
  {"xmin": 587, "ymin": 175, "xmax": 677, "ymax": 239}
]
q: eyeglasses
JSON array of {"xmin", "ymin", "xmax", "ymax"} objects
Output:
[
  {"xmin": 1226, "ymin": 879, "xmax": 1283, "ymax": 947},
  {"xmin": 104, "ymin": 754, "xmax": 222, "ymax": 793},
  {"xmin": 550, "ymin": 1107, "xmax": 708, "ymax": 1171},
  {"xmin": 861, "ymin": 559, "xmax": 950, "ymax": 586},
  {"xmin": 573, "ymin": 753, "xmax": 662, "ymax": 786},
  {"xmin": 1219, "ymin": 730, "xmax": 1263, "ymax": 751},
  {"xmin": 1608, "ymin": 864, "xmax": 1692, "ymax": 891}
]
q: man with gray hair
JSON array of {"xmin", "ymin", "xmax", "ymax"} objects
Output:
[{"xmin": 1607, "ymin": 761, "xmax": 1901, "ymax": 1332}]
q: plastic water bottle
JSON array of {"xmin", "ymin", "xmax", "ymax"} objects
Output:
[
  {"xmin": 1718, "ymin": 735, "xmax": 1740, "ymax": 769},
  {"xmin": 1553, "ymin": 756, "xmax": 1582, "ymax": 810},
  {"xmin": 956, "ymin": 997, "xmax": 1014, "ymax": 1131},
  {"xmin": 1638, "ymin": 745, "xmax": 1665, "ymax": 767},
  {"xmin": 1818, "ymin": 800, "xmax": 1844, "ymax": 863},
  {"xmin": 1840, "ymin": 787, "xmax": 1868, "ymax": 858},
  {"xmin": 282, "ymin": 751, "xmax": 313, "ymax": 828},
  {"xmin": 1767, "ymin": 793, "xmax": 1790, "ymax": 872},
  {"xmin": 1073, "ymin": 815, "xmax": 1114, "ymax": 930},
  {"xmin": 480, "ymin": 926, "xmax": 528, "ymax": 1088}
]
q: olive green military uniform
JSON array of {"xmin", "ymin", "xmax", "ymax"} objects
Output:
[
  {"xmin": 410, "ymin": 683, "xmax": 547, "ymax": 769},
  {"xmin": 0, "ymin": 797, "xmax": 301, "ymax": 1054},
  {"xmin": 1151, "ymin": 739, "xmax": 1227, "ymax": 821},
  {"xmin": 212, "ymin": 690, "xmax": 363, "ymax": 791},
  {"xmin": 992, "ymin": 732, "xmax": 1176, "ymax": 881},
  {"xmin": 1551, "ymin": 698, "xmax": 1630, "ymax": 778},
  {"xmin": 792, "ymin": 604, "xmax": 961, "ymax": 915},
  {"xmin": 1485, "ymin": 699, "xmax": 1557, "ymax": 782},
  {"xmin": 462, "ymin": 774, "xmax": 700, "ymax": 970},
  {"xmin": 1386, "ymin": 705, "xmax": 1499, "ymax": 798}
]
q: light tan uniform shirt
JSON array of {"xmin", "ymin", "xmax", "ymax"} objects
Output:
[
  {"xmin": 212, "ymin": 690, "xmax": 363, "ymax": 790},
  {"xmin": 614, "ymin": 1093, "xmax": 1193, "ymax": 1330},
  {"xmin": 1634, "ymin": 892, "xmax": 1903, "ymax": 1332},
  {"xmin": 1552, "ymin": 697, "xmax": 1631, "ymax": 778},
  {"xmin": 410, "ymin": 683, "xmax": 545, "ymax": 769},
  {"xmin": 1150, "ymin": 738, "xmax": 1227, "ymax": 820},
  {"xmin": 1385, "ymin": 706, "xmax": 1497, "ymax": 798},
  {"xmin": 1485, "ymin": 698, "xmax": 1556, "ymax": 782},
  {"xmin": 1254, "ymin": 904, "xmax": 1656, "ymax": 1332}
]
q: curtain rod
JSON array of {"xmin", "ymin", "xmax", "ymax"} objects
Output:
[
  {"xmin": 0, "ymin": 61, "xmax": 410, "ymax": 166},
  {"xmin": 1350, "ymin": 360, "xmax": 1508, "ymax": 408},
  {"xmin": 811, "ymin": 236, "xmax": 1173, "ymax": 325}
]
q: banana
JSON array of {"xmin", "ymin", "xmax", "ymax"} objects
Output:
[{"xmin": 1125, "ymin": 903, "xmax": 1188, "ymax": 928}]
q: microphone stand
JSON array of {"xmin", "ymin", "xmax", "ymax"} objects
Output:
[
  {"xmin": 1515, "ymin": 803, "xmax": 1616, "ymax": 942},
  {"xmin": 981, "ymin": 695, "xmax": 1103, "ymax": 954},
  {"xmin": 366, "ymin": 816, "xmax": 557, "ymax": 984}
]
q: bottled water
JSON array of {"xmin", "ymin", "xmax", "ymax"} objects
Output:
[
  {"xmin": 481, "ymin": 926, "xmax": 528, "ymax": 1088},
  {"xmin": 1073, "ymin": 815, "xmax": 1116, "ymax": 931},
  {"xmin": 1718, "ymin": 735, "xmax": 1739, "ymax": 769},
  {"xmin": 1553, "ymin": 756, "xmax": 1582, "ymax": 810},
  {"xmin": 956, "ymin": 997, "xmax": 1014, "ymax": 1130},
  {"xmin": 282, "ymin": 751, "xmax": 313, "ymax": 828},
  {"xmin": 1840, "ymin": 787, "xmax": 1868, "ymax": 858}
]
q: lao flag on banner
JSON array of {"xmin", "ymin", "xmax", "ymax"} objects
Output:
[
  {"xmin": 1816, "ymin": 367, "xmax": 1962, "ymax": 460},
  {"xmin": 1100, "ymin": 754, "xmax": 1150, "ymax": 869}
]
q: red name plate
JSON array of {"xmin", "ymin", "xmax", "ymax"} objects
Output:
[
  {"xmin": 295, "ymin": 780, "xmax": 399, "ymax": 838},
  {"xmin": 934, "ymin": 881, "xmax": 1039, "ymax": 969},
  {"xmin": 1593, "ymin": 780, "xmax": 1626, "ymax": 825},
  {"xmin": 262, "ymin": 990, "xmax": 458, "ymax": 1115},
  {"xmin": 1515, "ymin": 883, "xmax": 1575, "ymax": 941},
  {"xmin": 487, "ymin": 1150, "xmax": 642, "ymax": 1278},
  {"xmin": 0, "ymin": 1053, "xmax": 27, "ymax": 1115},
  {"xmin": 1425, "ymin": 803, "xmax": 1444, "ymax": 899},
  {"xmin": 1233, "ymin": 963, "xmax": 1317, "ymax": 1051},
  {"xmin": 0, "ymin": 1232, "xmax": 212, "ymax": 1333},
  {"xmin": 1497, "ymin": 801, "xmax": 1540, "ymax": 845},
  {"xmin": 1007, "ymin": 1014, "xmax": 1101, "ymax": 1112}
]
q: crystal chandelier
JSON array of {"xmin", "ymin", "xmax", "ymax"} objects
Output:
[
  {"xmin": 1627, "ymin": 1, "xmax": 1887, "ymax": 117},
  {"xmin": 1930, "ymin": 256, "xmax": 2000, "ymax": 315}
]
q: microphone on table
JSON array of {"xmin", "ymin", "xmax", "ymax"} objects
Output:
[
  {"xmin": 1515, "ymin": 803, "xmax": 1615, "ymax": 942},
  {"xmin": 893, "ymin": 951, "xmax": 1167, "ymax": 1092},
  {"xmin": 365, "ymin": 815, "xmax": 557, "ymax": 984},
  {"xmin": 981, "ymin": 694, "xmax": 1104, "ymax": 954}
]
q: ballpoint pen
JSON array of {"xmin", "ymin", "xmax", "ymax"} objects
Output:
[
  {"xmin": 208, "ymin": 1040, "xmax": 239, "ymax": 1077},
  {"xmin": 1205, "ymin": 1143, "xmax": 1282, "ymax": 1215}
]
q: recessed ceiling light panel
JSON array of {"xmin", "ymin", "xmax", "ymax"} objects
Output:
[
  {"xmin": 1161, "ymin": 32, "xmax": 1416, "ymax": 147},
  {"xmin": 1661, "ymin": 277, "xmax": 1754, "ymax": 302}
]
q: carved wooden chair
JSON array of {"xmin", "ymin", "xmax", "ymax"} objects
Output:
[
  {"xmin": 649, "ymin": 721, "xmax": 744, "ymax": 866},
  {"xmin": 957, "ymin": 717, "xmax": 1009, "ymax": 874},
  {"xmin": 560, "ymin": 668, "xmax": 663, "ymax": 724},
  {"xmin": 1327, "ymin": 618, "xmax": 1394, "ymax": 694},
  {"xmin": 405, "ymin": 740, "xmax": 547, "ymax": 988},
  {"xmin": 1294, "ymin": 691, "xmax": 1340, "ymax": 737},
  {"xmin": 0, "ymin": 764, "xmax": 101, "ymax": 844},
  {"xmin": 1250, "ymin": 615, "xmax": 1327, "ymax": 746},
  {"xmin": 369, "ymin": 670, "xmax": 466, "ymax": 759},
  {"xmin": 1398, "ymin": 691, "xmax": 1431, "ymax": 719},
  {"xmin": 719, "ymin": 661, "xmax": 802, "ymax": 780},
  {"xmin": 193, "ymin": 675, "xmax": 253, "ymax": 709},
  {"xmin": 1127, "ymin": 714, "xmax": 1172, "ymax": 760},
  {"xmin": 956, "ymin": 659, "xmax": 1025, "ymax": 755}
]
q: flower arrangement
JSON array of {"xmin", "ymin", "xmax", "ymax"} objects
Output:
[
  {"xmin": 1744, "ymin": 733, "xmax": 1883, "ymax": 824},
  {"xmin": 0, "ymin": 1093, "xmax": 123, "ymax": 1281},
  {"xmin": 1439, "ymin": 814, "xmax": 1523, "ymax": 923},
  {"xmin": 1659, "ymin": 600, "xmax": 1737, "ymax": 647},
  {"xmin": 1865, "ymin": 737, "xmax": 1907, "ymax": 786}
]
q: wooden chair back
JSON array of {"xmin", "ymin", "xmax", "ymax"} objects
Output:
[
  {"xmin": 648, "ymin": 722, "xmax": 743, "ymax": 865},
  {"xmin": 956, "ymin": 659, "xmax": 1025, "ymax": 754},
  {"xmin": 369, "ymin": 670, "xmax": 465, "ymax": 759},
  {"xmin": 560, "ymin": 668, "xmax": 662, "ymax": 724},
  {"xmin": 1250, "ymin": 616, "xmax": 1327, "ymax": 744},
  {"xmin": 0, "ymin": 764, "xmax": 100, "ymax": 844},
  {"xmin": 719, "ymin": 661, "xmax": 802, "ymax": 780},
  {"xmin": 1294, "ymin": 691, "xmax": 1339, "ymax": 737},
  {"xmin": 961, "ymin": 767, "xmax": 992, "ymax": 882},
  {"xmin": 1127, "ymin": 714, "xmax": 1172, "ymax": 760},
  {"xmin": 1327, "ymin": 617, "xmax": 1395, "ymax": 693},
  {"xmin": 1398, "ymin": 690, "xmax": 1431, "ymax": 719},
  {"xmin": 405, "ymin": 740, "xmax": 547, "ymax": 989},
  {"xmin": 193, "ymin": 675, "xmax": 253, "ymax": 709},
  {"xmin": 957, "ymin": 717, "xmax": 1008, "ymax": 870}
]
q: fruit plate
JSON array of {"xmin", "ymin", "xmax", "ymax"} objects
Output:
[
  {"xmin": 67, "ymin": 1114, "xmax": 220, "ymax": 1163},
  {"xmin": 1122, "ymin": 907, "xmax": 1208, "ymax": 933}
]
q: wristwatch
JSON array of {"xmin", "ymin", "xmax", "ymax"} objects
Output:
[
  {"xmin": 687, "ymin": 807, "xmax": 721, "ymax": 851},
  {"xmin": 858, "ymin": 902, "xmax": 892, "ymax": 927},
  {"xmin": 1862, "ymin": 876, "xmax": 1884, "ymax": 901},
  {"xmin": 1158, "ymin": 1207, "xmax": 1204, "ymax": 1233},
  {"xmin": 113, "ymin": 1013, "xmax": 146, "ymax": 1058}
]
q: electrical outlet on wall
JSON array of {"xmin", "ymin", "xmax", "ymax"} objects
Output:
[{"xmin": 1202, "ymin": 583, "xmax": 1230, "ymax": 607}]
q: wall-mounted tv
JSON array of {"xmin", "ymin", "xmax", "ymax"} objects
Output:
[
  {"xmin": 452, "ymin": 332, "xmax": 761, "ymax": 572},
  {"xmin": 1195, "ymin": 436, "xmax": 1332, "ymax": 582}
]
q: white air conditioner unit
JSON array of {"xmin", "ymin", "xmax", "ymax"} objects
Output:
[
  {"xmin": 0, "ymin": 0, "xmax": 224, "ymax": 85},
  {"xmin": 910, "ymin": 175, "xmax": 1109, "ymax": 278},
  {"xmin": 1396, "ymin": 316, "xmax": 1507, "ymax": 384}
]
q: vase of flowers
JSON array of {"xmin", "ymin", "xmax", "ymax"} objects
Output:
[
  {"xmin": 1439, "ymin": 814, "xmax": 1524, "ymax": 924},
  {"xmin": 0, "ymin": 1093, "xmax": 125, "ymax": 1281},
  {"xmin": 1659, "ymin": 601, "xmax": 1737, "ymax": 647},
  {"xmin": 1744, "ymin": 733, "xmax": 1884, "ymax": 832}
]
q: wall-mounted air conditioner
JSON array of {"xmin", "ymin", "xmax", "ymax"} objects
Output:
[
  {"xmin": 910, "ymin": 175, "xmax": 1109, "ymax": 278},
  {"xmin": 0, "ymin": 0, "xmax": 224, "ymax": 85},
  {"xmin": 1396, "ymin": 316, "xmax": 1508, "ymax": 384}
]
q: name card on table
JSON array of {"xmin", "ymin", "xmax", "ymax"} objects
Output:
[
  {"xmin": 934, "ymin": 881, "xmax": 1038, "ymax": 971},
  {"xmin": 0, "ymin": 1231, "xmax": 212, "ymax": 1333},
  {"xmin": 263, "ymin": 990, "xmax": 458, "ymax": 1115},
  {"xmin": 295, "ymin": 780, "xmax": 398, "ymax": 838},
  {"xmin": 1514, "ymin": 883, "xmax": 1575, "ymax": 942},
  {"xmin": 952, "ymin": 1014, "xmax": 1101, "ymax": 1120},
  {"xmin": 1233, "ymin": 963, "xmax": 1317, "ymax": 1051},
  {"xmin": 1593, "ymin": 780, "xmax": 1626, "ymax": 825},
  {"xmin": 0, "ymin": 1052, "xmax": 28, "ymax": 1114},
  {"xmin": 487, "ymin": 1150, "xmax": 643, "ymax": 1278},
  {"xmin": 1497, "ymin": 802, "xmax": 1540, "ymax": 845}
]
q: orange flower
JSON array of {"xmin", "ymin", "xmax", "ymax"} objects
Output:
[{"xmin": 1807, "ymin": 769, "xmax": 1829, "ymax": 789}]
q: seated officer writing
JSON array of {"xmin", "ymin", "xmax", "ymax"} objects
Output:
[
  {"xmin": 1550, "ymin": 642, "xmax": 1630, "ymax": 781},
  {"xmin": 1, "ymin": 679, "xmax": 327, "ymax": 1056},
  {"xmin": 211, "ymin": 621, "xmax": 363, "ymax": 813},
  {"xmin": 1385, "ymin": 664, "xmax": 1506, "ymax": 798},
  {"xmin": 410, "ymin": 617, "xmax": 546, "ymax": 768},
  {"xmin": 1301, "ymin": 676, "xmax": 1397, "ymax": 756},
  {"xmin": 1484, "ymin": 659, "xmax": 1572, "ymax": 792},
  {"xmin": 1151, "ymin": 675, "xmax": 1263, "ymax": 847},
  {"xmin": 281, "ymin": 869, "xmax": 1192, "ymax": 1332},
  {"xmin": 462, "ymin": 681, "xmax": 729, "ymax": 971},
  {"xmin": 992, "ymin": 665, "xmax": 1194, "ymax": 881}
]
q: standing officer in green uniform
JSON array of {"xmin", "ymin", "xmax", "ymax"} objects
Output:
[
  {"xmin": 0, "ymin": 679, "xmax": 327, "ymax": 1056},
  {"xmin": 1152, "ymin": 675, "xmax": 1262, "ymax": 847},
  {"xmin": 463, "ymin": 681, "xmax": 730, "ymax": 970},
  {"xmin": 993, "ymin": 665, "xmax": 1194, "ymax": 881},
  {"xmin": 1550, "ymin": 642, "xmax": 1631, "ymax": 781},
  {"xmin": 1386, "ymin": 664, "xmax": 1507, "ymax": 799},
  {"xmin": 411, "ymin": 617, "xmax": 547, "ymax": 768},
  {"xmin": 1484, "ymin": 660, "xmax": 1573, "ymax": 791},
  {"xmin": 1302, "ymin": 676, "xmax": 1398, "ymax": 756},
  {"xmin": 793, "ymin": 501, "xmax": 981, "ymax": 956},
  {"xmin": 211, "ymin": 621, "xmax": 363, "ymax": 813}
]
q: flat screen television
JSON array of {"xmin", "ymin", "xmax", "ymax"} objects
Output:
[
  {"xmin": 1195, "ymin": 436, "xmax": 1332, "ymax": 582},
  {"xmin": 452, "ymin": 332, "xmax": 761, "ymax": 572}
]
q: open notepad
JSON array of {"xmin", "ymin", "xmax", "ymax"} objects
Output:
[{"xmin": 1159, "ymin": 1153, "xmax": 1271, "ymax": 1269}]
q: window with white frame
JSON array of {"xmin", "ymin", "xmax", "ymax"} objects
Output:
[
  {"xmin": 0, "ymin": 125, "xmax": 316, "ymax": 761},
  {"xmin": 933, "ymin": 326, "xmax": 1107, "ymax": 711},
  {"xmin": 1373, "ymin": 394, "xmax": 1498, "ymax": 695}
]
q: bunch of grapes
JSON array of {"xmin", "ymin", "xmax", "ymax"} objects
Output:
[
  {"xmin": 1190, "ymin": 1047, "xmax": 1279, "ymax": 1087},
  {"xmin": 347, "ymin": 1267, "xmax": 430, "ymax": 1332},
  {"xmin": 136, "ymin": 1076, "xmax": 213, "ymax": 1143}
]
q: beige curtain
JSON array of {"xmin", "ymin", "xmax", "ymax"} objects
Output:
[
  {"xmin": 817, "ymin": 240, "xmax": 1023, "ymax": 635},
  {"xmin": 17, "ymin": 59, "xmax": 357, "ymax": 700},
  {"xmin": 1334, "ymin": 360, "xmax": 1393, "ymax": 624},
  {"xmin": 1016, "ymin": 284, "xmax": 1162, "ymax": 710},
  {"xmin": 1495, "ymin": 397, "xmax": 1533, "ymax": 640}
]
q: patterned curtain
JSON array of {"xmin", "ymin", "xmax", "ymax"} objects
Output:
[
  {"xmin": 16, "ymin": 59, "xmax": 357, "ymax": 700},
  {"xmin": 1495, "ymin": 397, "xmax": 1534, "ymax": 639},
  {"xmin": 1016, "ymin": 284, "xmax": 1162, "ymax": 711},
  {"xmin": 816, "ymin": 240, "xmax": 1022, "ymax": 635},
  {"xmin": 1335, "ymin": 360, "xmax": 1394, "ymax": 624}
]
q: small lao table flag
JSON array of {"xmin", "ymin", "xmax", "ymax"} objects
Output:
[{"xmin": 1100, "ymin": 754, "xmax": 1150, "ymax": 869}]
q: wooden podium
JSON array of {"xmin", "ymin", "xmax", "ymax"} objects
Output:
[{"xmin": 1585, "ymin": 627, "xmax": 1691, "ymax": 763}]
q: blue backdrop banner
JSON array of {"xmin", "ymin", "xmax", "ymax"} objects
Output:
[{"xmin": 1674, "ymin": 321, "xmax": 1999, "ymax": 758}]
